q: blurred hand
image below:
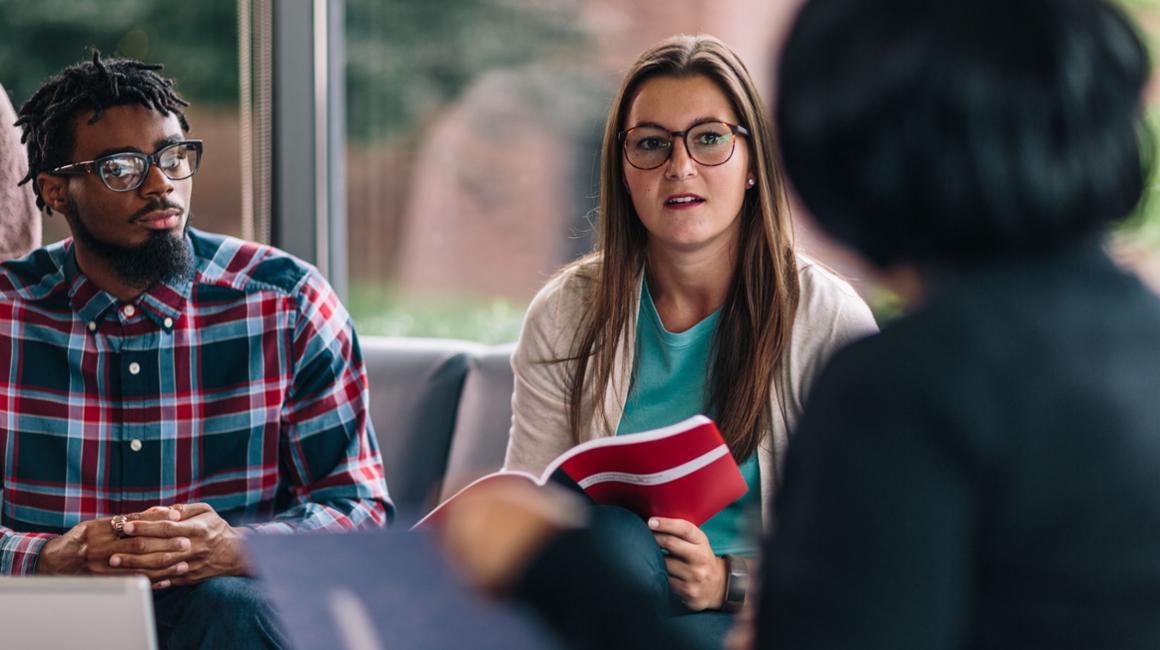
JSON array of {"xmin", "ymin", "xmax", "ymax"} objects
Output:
[
  {"xmin": 439, "ymin": 478, "xmax": 583, "ymax": 595},
  {"xmin": 120, "ymin": 502, "xmax": 248, "ymax": 588},
  {"xmin": 37, "ymin": 506, "xmax": 190, "ymax": 585},
  {"xmin": 648, "ymin": 516, "xmax": 727, "ymax": 611},
  {"xmin": 724, "ymin": 599, "xmax": 756, "ymax": 650}
]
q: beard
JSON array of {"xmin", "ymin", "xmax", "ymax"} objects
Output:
[{"xmin": 64, "ymin": 197, "xmax": 195, "ymax": 289}]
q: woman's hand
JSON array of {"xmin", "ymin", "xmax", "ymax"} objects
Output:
[{"xmin": 649, "ymin": 516, "xmax": 727, "ymax": 611}]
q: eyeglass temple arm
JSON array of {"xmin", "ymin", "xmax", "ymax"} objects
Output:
[{"xmin": 51, "ymin": 162, "xmax": 92, "ymax": 175}]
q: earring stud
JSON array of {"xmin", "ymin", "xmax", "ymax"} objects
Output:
[{"xmin": 746, "ymin": 178, "xmax": 755, "ymax": 188}]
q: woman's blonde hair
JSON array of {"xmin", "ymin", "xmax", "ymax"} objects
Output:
[{"xmin": 564, "ymin": 34, "xmax": 800, "ymax": 462}]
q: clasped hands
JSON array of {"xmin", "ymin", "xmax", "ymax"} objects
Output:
[{"xmin": 37, "ymin": 503, "xmax": 247, "ymax": 589}]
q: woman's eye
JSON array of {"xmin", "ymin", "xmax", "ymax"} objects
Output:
[{"xmin": 635, "ymin": 137, "xmax": 667, "ymax": 151}]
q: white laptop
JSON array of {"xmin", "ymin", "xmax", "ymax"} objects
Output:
[{"xmin": 0, "ymin": 576, "xmax": 158, "ymax": 650}]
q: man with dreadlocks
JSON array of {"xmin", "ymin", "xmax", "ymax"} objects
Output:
[{"xmin": 2, "ymin": 52, "xmax": 392, "ymax": 648}]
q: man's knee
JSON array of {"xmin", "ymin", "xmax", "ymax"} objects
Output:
[
  {"xmin": 186, "ymin": 576, "xmax": 267, "ymax": 612},
  {"xmin": 167, "ymin": 577, "xmax": 283, "ymax": 650}
]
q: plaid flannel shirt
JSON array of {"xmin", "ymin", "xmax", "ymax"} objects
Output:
[{"xmin": 0, "ymin": 228, "xmax": 392, "ymax": 574}]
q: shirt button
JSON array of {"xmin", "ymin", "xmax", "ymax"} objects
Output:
[
  {"xmin": 122, "ymin": 304, "xmax": 136, "ymax": 317},
  {"xmin": 129, "ymin": 439, "xmax": 143, "ymax": 452},
  {"xmin": 128, "ymin": 362, "xmax": 141, "ymax": 375},
  {"xmin": 87, "ymin": 321, "xmax": 97, "ymax": 332},
  {"xmin": 163, "ymin": 317, "xmax": 174, "ymax": 329}
]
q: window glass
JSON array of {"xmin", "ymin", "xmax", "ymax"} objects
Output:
[
  {"xmin": 345, "ymin": 0, "xmax": 1160, "ymax": 342},
  {"xmin": 344, "ymin": 0, "xmax": 803, "ymax": 343},
  {"xmin": 0, "ymin": 0, "xmax": 242, "ymax": 246}
]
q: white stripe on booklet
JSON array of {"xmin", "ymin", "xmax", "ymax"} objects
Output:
[{"xmin": 576, "ymin": 444, "xmax": 731, "ymax": 489}]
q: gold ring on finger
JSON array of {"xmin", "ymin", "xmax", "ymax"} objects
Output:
[{"xmin": 110, "ymin": 514, "xmax": 129, "ymax": 539}]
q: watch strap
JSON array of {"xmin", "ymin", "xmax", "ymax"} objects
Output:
[{"xmin": 722, "ymin": 554, "xmax": 749, "ymax": 613}]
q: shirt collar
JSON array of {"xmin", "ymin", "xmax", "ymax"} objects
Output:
[{"xmin": 65, "ymin": 236, "xmax": 195, "ymax": 330}]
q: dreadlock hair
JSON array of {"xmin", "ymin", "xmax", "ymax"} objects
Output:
[{"xmin": 15, "ymin": 49, "xmax": 191, "ymax": 213}]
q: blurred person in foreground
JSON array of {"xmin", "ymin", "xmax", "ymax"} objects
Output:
[
  {"xmin": 441, "ymin": 1, "xmax": 1160, "ymax": 648},
  {"xmin": 4, "ymin": 53, "xmax": 392, "ymax": 648},
  {"xmin": 500, "ymin": 32, "xmax": 876, "ymax": 646}
]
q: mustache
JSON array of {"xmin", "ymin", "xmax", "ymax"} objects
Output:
[{"xmin": 129, "ymin": 200, "xmax": 184, "ymax": 223}]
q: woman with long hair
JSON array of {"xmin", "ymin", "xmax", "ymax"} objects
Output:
[{"xmin": 503, "ymin": 33, "xmax": 875, "ymax": 639}]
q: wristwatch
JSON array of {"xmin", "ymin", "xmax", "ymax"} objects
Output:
[{"xmin": 722, "ymin": 554, "xmax": 749, "ymax": 612}]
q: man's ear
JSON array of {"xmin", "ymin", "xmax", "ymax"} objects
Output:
[{"xmin": 37, "ymin": 173, "xmax": 68, "ymax": 214}]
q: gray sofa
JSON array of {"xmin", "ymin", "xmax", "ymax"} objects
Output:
[{"xmin": 360, "ymin": 336, "xmax": 517, "ymax": 522}]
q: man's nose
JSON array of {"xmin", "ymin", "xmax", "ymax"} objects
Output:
[{"xmin": 138, "ymin": 162, "xmax": 175, "ymax": 197}]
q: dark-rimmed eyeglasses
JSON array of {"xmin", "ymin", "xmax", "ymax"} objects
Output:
[
  {"xmin": 618, "ymin": 122, "xmax": 749, "ymax": 170},
  {"xmin": 51, "ymin": 140, "xmax": 203, "ymax": 192}
]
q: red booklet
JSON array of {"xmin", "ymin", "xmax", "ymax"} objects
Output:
[{"xmin": 414, "ymin": 415, "xmax": 747, "ymax": 529}]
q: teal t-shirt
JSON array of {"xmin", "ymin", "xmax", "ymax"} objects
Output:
[{"xmin": 617, "ymin": 278, "xmax": 762, "ymax": 557}]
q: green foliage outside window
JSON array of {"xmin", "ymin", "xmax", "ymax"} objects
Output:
[
  {"xmin": 345, "ymin": 0, "xmax": 585, "ymax": 144},
  {"xmin": 0, "ymin": 0, "xmax": 237, "ymax": 107},
  {"xmin": 347, "ymin": 283, "xmax": 526, "ymax": 344}
]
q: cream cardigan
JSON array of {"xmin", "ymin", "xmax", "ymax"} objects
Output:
[{"xmin": 503, "ymin": 257, "xmax": 878, "ymax": 527}]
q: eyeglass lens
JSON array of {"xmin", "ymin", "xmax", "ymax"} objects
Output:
[
  {"xmin": 624, "ymin": 123, "xmax": 737, "ymax": 169},
  {"xmin": 98, "ymin": 142, "xmax": 201, "ymax": 191}
]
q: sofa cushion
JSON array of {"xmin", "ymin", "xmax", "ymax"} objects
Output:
[
  {"xmin": 440, "ymin": 343, "xmax": 517, "ymax": 499},
  {"xmin": 360, "ymin": 336, "xmax": 482, "ymax": 520}
]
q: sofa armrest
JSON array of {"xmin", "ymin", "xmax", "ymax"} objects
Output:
[{"xmin": 361, "ymin": 336, "xmax": 483, "ymax": 520}]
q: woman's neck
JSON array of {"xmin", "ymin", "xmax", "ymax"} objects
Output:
[{"xmin": 645, "ymin": 241, "xmax": 737, "ymax": 333}]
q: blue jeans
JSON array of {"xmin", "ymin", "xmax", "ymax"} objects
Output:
[
  {"xmin": 588, "ymin": 505, "xmax": 735, "ymax": 647},
  {"xmin": 152, "ymin": 576, "xmax": 286, "ymax": 650}
]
